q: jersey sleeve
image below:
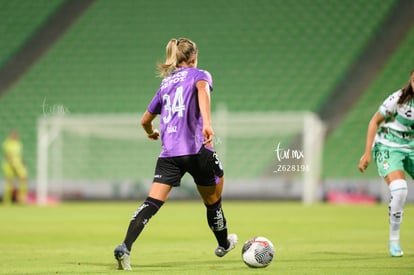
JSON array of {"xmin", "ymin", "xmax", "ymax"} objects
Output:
[
  {"xmin": 195, "ymin": 70, "xmax": 213, "ymax": 92},
  {"xmin": 147, "ymin": 90, "xmax": 162, "ymax": 114},
  {"xmin": 378, "ymin": 90, "xmax": 401, "ymax": 118}
]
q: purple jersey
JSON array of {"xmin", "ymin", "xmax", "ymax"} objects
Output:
[{"xmin": 147, "ymin": 67, "xmax": 213, "ymax": 157}]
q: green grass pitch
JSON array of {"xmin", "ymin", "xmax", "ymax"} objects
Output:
[{"xmin": 0, "ymin": 201, "xmax": 413, "ymax": 274}]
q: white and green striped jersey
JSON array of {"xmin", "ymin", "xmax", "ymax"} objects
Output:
[{"xmin": 375, "ymin": 89, "xmax": 414, "ymax": 150}]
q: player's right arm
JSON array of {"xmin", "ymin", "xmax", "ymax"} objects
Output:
[
  {"xmin": 196, "ymin": 80, "xmax": 214, "ymax": 147},
  {"xmin": 359, "ymin": 111, "xmax": 385, "ymax": 172},
  {"xmin": 141, "ymin": 111, "xmax": 159, "ymax": 140}
]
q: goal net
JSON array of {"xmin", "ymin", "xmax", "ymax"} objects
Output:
[{"xmin": 36, "ymin": 109, "xmax": 325, "ymax": 204}]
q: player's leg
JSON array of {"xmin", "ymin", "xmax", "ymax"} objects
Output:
[
  {"xmin": 2, "ymin": 179, "xmax": 13, "ymax": 205},
  {"xmin": 114, "ymin": 157, "xmax": 178, "ymax": 270},
  {"xmin": 374, "ymin": 145, "xmax": 408, "ymax": 257},
  {"xmin": 385, "ymin": 170, "xmax": 407, "ymax": 257},
  {"xmin": 2, "ymin": 163, "xmax": 14, "ymax": 205},
  {"xmin": 197, "ymin": 178, "xmax": 237, "ymax": 257},
  {"xmin": 114, "ymin": 182, "xmax": 169, "ymax": 270},
  {"xmin": 194, "ymin": 147, "xmax": 237, "ymax": 256},
  {"xmin": 16, "ymin": 165, "xmax": 28, "ymax": 204},
  {"xmin": 123, "ymin": 182, "xmax": 170, "ymax": 250}
]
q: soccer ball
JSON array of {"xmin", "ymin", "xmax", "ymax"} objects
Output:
[{"xmin": 241, "ymin": 236, "xmax": 275, "ymax": 268}]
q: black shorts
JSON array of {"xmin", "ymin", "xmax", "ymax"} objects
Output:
[{"xmin": 153, "ymin": 146, "xmax": 224, "ymax": 187}]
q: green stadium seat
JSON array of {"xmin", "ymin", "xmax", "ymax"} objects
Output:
[{"xmin": 0, "ymin": 0, "xmax": 400, "ymax": 181}]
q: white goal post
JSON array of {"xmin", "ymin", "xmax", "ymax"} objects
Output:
[{"xmin": 37, "ymin": 109, "xmax": 325, "ymax": 205}]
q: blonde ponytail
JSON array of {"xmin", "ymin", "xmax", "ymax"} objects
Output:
[
  {"xmin": 157, "ymin": 39, "xmax": 179, "ymax": 77},
  {"xmin": 157, "ymin": 38, "xmax": 198, "ymax": 78}
]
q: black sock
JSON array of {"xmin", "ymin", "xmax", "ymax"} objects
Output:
[
  {"xmin": 123, "ymin": 196, "xmax": 164, "ymax": 251},
  {"xmin": 205, "ymin": 197, "xmax": 229, "ymax": 249}
]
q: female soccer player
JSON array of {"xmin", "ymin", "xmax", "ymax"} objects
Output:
[
  {"xmin": 114, "ymin": 38, "xmax": 237, "ymax": 270},
  {"xmin": 359, "ymin": 68, "xmax": 414, "ymax": 257},
  {"xmin": 2, "ymin": 130, "xmax": 28, "ymax": 204}
]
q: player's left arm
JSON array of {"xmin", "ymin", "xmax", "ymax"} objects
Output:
[{"xmin": 141, "ymin": 111, "xmax": 159, "ymax": 140}]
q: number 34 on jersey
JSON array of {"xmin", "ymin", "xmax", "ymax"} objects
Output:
[{"xmin": 162, "ymin": 86, "xmax": 186, "ymax": 124}]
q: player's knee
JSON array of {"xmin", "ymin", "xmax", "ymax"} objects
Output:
[{"xmin": 202, "ymin": 194, "xmax": 220, "ymax": 206}]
